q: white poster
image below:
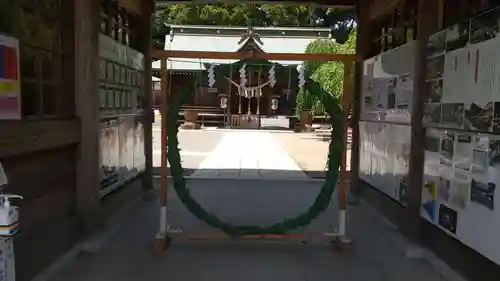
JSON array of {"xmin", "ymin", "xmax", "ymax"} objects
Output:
[
  {"xmin": 361, "ymin": 41, "xmax": 415, "ymax": 123},
  {"xmin": 425, "ymin": 31, "xmax": 500, "ymax": 133},
  {"xmin": 441, "ymin": 36, "xmax": 500, "ymax": 107},
  {"xmin": 421, "ymin": 128, "xmax": 500, "ymax": 266},
  {"xmin": 359, "ymin": 121, "xmax": 411, "ymax": 204}
]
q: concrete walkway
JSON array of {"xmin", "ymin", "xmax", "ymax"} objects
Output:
[
  {"xmin": 191, "ymin": 131, "xmax": 308, "ymax": 179},
  {"xmin": 49, "ymin": 179, "xmax": 464, "ymax": 281}
]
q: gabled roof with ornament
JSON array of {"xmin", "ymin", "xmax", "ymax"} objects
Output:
[{"xmin": 152, "ymin": 25, "xmax": 332, "ymax": 71}]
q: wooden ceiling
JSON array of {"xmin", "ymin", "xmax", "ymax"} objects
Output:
[{"xmin": 155, "ymin": 0, "xmax": 357, "ymax": 7}]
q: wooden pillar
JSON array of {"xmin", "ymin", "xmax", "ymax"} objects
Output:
[
  {"xmin": 140, "ymin": 1, "xmax": 154, "ymax": 196},
  {"xmin": 228, "ymin": 65, "xmax": 232, "ymax": 127},
  {"xmin": 74, "ymin": 0, "xmax": 102, "ymax": 234},
  {"xmin": 350, "ymin": 0, "xmax": 371, "ymax": 197},
  {"xmin": 338, "ymin": 62, "xmax": 352, "ymax": 238},
  {"xmin": 406, "ymin": 0, "xmax": 439, "ymax": 242}
]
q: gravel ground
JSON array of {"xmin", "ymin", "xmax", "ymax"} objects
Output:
[{"xmin": 272, "ymin": 131, "xmax": 351, "ymax": 179}]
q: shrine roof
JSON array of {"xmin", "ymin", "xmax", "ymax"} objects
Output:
[{"xmin": 152, "ymin": 25, "xmax": 332, "ymax": 71}]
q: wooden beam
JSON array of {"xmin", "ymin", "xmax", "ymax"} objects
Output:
[
  {"xmin": 119, "ymin": 0, "xmax": 142, "ymax": 15},
  {"xmin": 369, "ymin": 0, "xmax": 402, "ymax": 19},
  {"xmin": 151, "ymin": 49, "xmax": 359, "ymax": 62},
  {"xmin": 0, "ymin": 120, "xmax": 80, "ymax": 158}
]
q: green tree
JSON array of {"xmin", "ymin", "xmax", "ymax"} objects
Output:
[
  {"xmin": 152, "ymin": 4, "xmax": 355, "ymax": 45},
  {"xmin": 151, "ymin": 3, "xmax": 357, "ymax": 117},
  {"xmin": 296, "ymin": 29, "xmax": 356, "ymax": 116}
]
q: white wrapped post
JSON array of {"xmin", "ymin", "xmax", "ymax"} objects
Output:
[
  {"xmin": 297, "ymin": 64, "xmax": 305, "ymax": 88},
  {"xmin": 0, "ymin": 161, "xmax": 21, "ymax": 281}
]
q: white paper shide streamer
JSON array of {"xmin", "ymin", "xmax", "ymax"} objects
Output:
[
  {"xmin": 298, "ymin": 64, "xmax": 305, "ymax": 88},
  {"xmin": 239, "ymin": 63, "xmax": 247, "ymax": 87},
  {"xmin": 268, "ymin": 65, "xmax": 276, "ymax": 88},
  {"xmin": 207, "ymin": 64, "xmax": 216, "ymax": 88}
]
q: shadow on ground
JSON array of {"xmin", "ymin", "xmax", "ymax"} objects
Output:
[
  {"xmin": 52, "ymin": 179, "xmax": 449, "ymax": 281},
  {"xmin": 152, "ymin": 167, "xmax": 329, "ymax": 179}
]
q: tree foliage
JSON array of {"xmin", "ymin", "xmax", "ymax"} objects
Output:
[
  {"xmin": 152, "ymin": 3, "xmax": 357, "ymax": 117},
  {"xmin": 152, "ymin": 4, "xmax": 355, "ymax": 44},
  {"xmin": 296, "ymin": 29, "xmax": 356, "ymax": 116}
]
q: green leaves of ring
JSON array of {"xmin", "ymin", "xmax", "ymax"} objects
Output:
[{"xmin": 166, "ymin": 77, "xmax": 344, "ymax": 236}]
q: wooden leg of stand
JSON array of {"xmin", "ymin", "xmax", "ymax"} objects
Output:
[
  {"xmin": 334, "ymin": 63, "xmax": 354, "ymax": 254},
  {"xmin": 154, "ymin": 58, "xmax": 170, "ymax": 254}
]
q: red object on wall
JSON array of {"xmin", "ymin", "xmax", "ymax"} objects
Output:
[{"xmin": 1, "ymin": 46, "xmax": 18, "ymax": 80}]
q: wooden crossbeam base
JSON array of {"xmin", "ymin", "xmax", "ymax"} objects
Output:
[
  {"xmin": 167, "ymin": 230, "xmax": 317, "ymax": 241},
  {"xmin": 152, "ymin": 229, "xmax": 354, "ymax": 254},
  {"xmin": 329, "ymin": 234, "xmax": 355, "ymax": 253},
  {"xmin": 153, "ymin": 232, "xmax": 171, "ymax": 254},
  {"xmin": 165, "ymin": 229, "xmax": 353, "ymax": 247}
]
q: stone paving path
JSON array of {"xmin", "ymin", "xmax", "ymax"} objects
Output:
[{"xmin": 191, "ymin": 131, "xmax": 308, "ymax": 179}]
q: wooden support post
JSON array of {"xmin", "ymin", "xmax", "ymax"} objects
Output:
[
  {"xmin": 334, "ymin": 62, "xmax": 353, "ymax": 252},
  {"xmin": 437, "ymin": 0, "xmax": 445, "ymax": 30},
  {"xmin": 406, "ymin": 0, "xmax": 439, "ymax": 243},
  {"xmin": 257, "ymin": 67, "xmax": 261, "ymax": 116},
  {"xmin": 238, "ymin": 95, "xmax": 242, "ymax": 114},
  {"xmin": 140, "ymin": 2, "xmax": 154, "ymax": 198},
  {"xmin": 74, "ymin": 0, "xmax": 102, "ymax": 234},
  {"xmin": 349, "ymin": 0, "xmax": 371, "ymax": 199},
  {"xmin": 228, "ymin": 65, "xmax": 232, "ymax": 128},
  {"xmin": 154, "ymin": 58, "xmax": 170, "ymax": 253}
]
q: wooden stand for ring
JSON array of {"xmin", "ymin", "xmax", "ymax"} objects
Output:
[{"xmin": 155, "ymin": 229, "xmax": 354, "ymax": 254}]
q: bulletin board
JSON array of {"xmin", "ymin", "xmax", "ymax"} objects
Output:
[
  {"xmin": 98, "ymin": 34, "xmax": 146, "ymax": 196},
  {"xmin": 421, "ymin": 9, "xmax": 500, "ymax": 266},
  {"xmin": 359, "ymin": 41, "xmax": 415, "ymax": 205}
]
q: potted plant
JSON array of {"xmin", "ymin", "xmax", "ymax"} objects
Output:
[
  {"xmin": 299, "ymin": 89, "xmax": 313, "ymax": 132},
  {"xmin": 184, "ymin": 110, "xmax": 198, "ymax": 124}
]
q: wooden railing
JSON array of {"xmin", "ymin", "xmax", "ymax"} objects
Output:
[{"xmin": 231, "ymin": 114, "xmax": 259, "ymax": 129}]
